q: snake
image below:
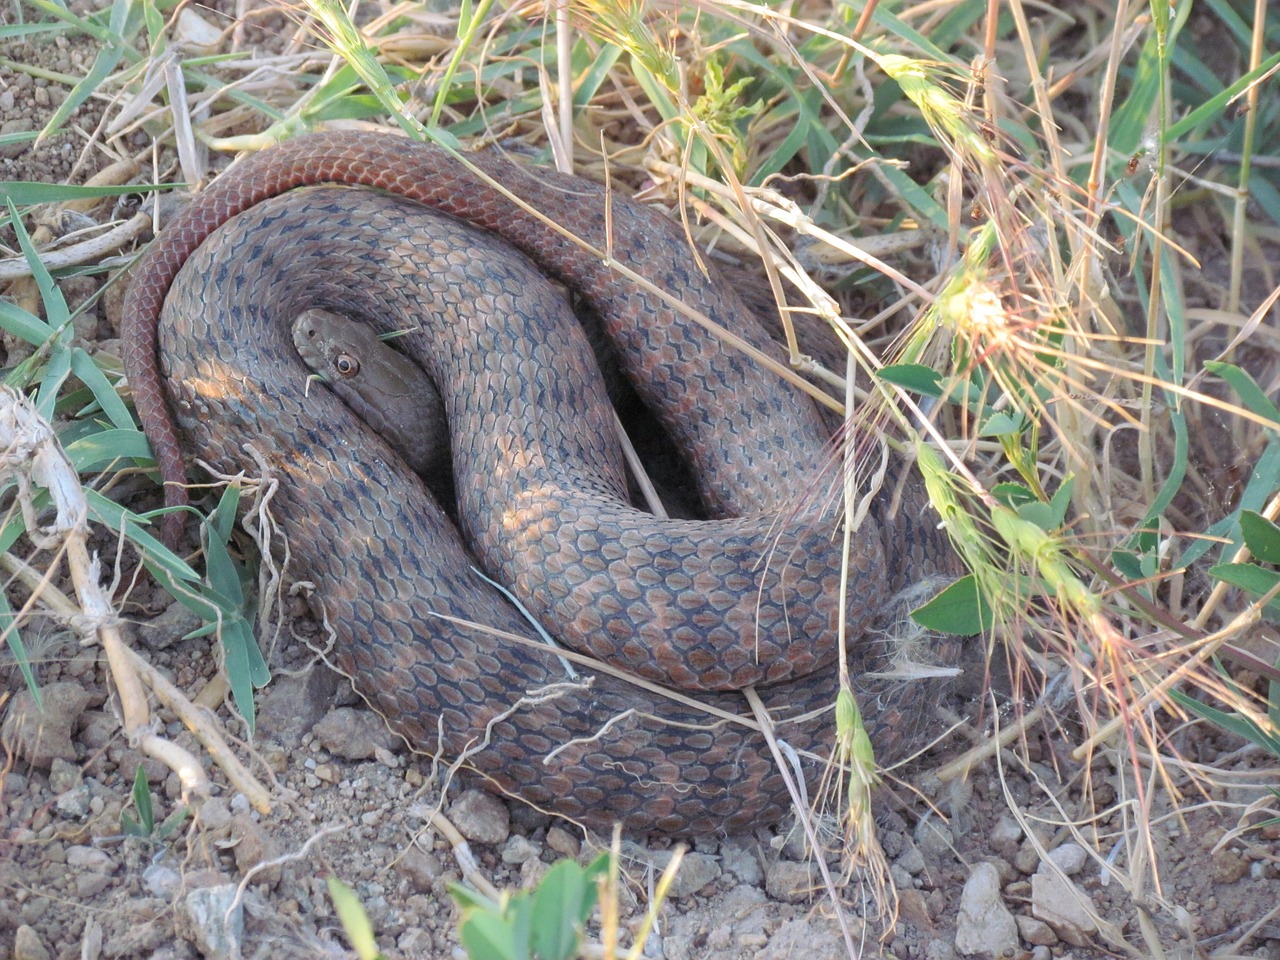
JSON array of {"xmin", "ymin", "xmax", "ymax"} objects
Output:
[{"xmin": 121, "ymin": 131, "xmax": 960, "ymax": 834}]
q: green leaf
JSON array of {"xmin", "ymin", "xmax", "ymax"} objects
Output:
[
  {"xmin": 877, "ymin": 363, "xmax": 942, "ymax": 397},
  {"xmin": 63, "ymin": 429, "xmax": 154, "ymax": 473},
  {"xmin": 1169, "ymin": 690, "xmax": 1280, "ymax": 757},
  {"xmin": 1165, "ymin": 48, "xmax": 1280, "ymax": 142},
  {"xmin": 912, "ymin": 575, "xmax": 990, "ymax": 636},
  {"xmin": 327, "ymin": 877, "xmax": 384, "ymax": 960},
  {"xmin": 1209, "ymin": 562, "xmax": 1280, "ymax": 617},
  {"xmin": 1204, "ymin": 360, "xmax": 1280, "ymax": 426},
  {"xmin": 979, "ymin": 410, "xmax": 1030, "ymax": 437},
  {"xmin": 69, "ymin": 348, "xmax": 135, "ymax": 431},
  {"xmin": 131, "ymin": 764, "xmax": 154, "ymax": 835},
  {"xmin": 530, "ymin": 859, "xmax": 598, "ymax": 960},
  {"xmin": 991, "ymin": 482, "xmax": 1036, "ymax": 509},
  {"xmin": 1241, "ymin": 511, "xmax": 1280, "ymax": 565},
  {"xmin": 459, "ymin": 909, "xmax": 523, "ymax": 960}
]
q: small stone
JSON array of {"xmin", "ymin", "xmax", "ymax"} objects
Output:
[
  {"xmin": 895, "ymin": 840, "xmax": 926, "ymax": 876},
  {"xmin": 1211, "ymin": 846, "xmax": 1249, "ymax": 884},
  {"xmin": 48, "ymin": 757, "xmax": 81, "ymax": 794},
  {"xmin": 1046, "ymin": 842, "xmax": 1087, "ymax": 876},
  {"xmin": 230, "ymin": 812, "xmax": 281, "ymax": 885},
  {"xmin": 196, "ymin": 798, "xmax": 233, "ymax": 834},
  {"xmin": 719, "ymin": 837, "xmax": 762, "ymax": 885},
  {"xmin": 897, "ymin": 888, "xmax": 933, "ymax": 927},
  {"xmin": 653, "ymin": 850, "xmax": 720, "ymax": 899},
  {"xmin": 1013, "ymin": 832, "xmax": 1048, "ymax": 875},
  {"xmin": 312, "ymin": 707, "xmax": 398, "ymax": 760},
  {"xmin": 500, "ymin": 834, "xmax": 541, "ymax": 865},
  {"xmin": 256, "ymin": 668, "xmax": 342, "ymax": 748},
  {"xmin": 75, "ymin": 872, "xmax": 112, "ymax": 897},
  {"xmin": 396, "ymin": 845, "xmax": 443, "ymax": 892},
  {"xmin": 54, "ymin": 784, "xmax": 92, "ymax": 819},
  {"xmin": 176, "ymin": 7, "xmax": 222, "ymax": 54},
  {"xmin": 134, "ymin": 600, "xmax": 204, "ymax": 650},
  {"xmin": 764, "ymin": 860, "xmax": 818, "ymax": 903},
  {"xmin": 1016, "ymin": 914, "xmax": 1057, "ymax": 946},
  {"xmin": 988, "ymin": 815, "xmax": 1023, "ymax": 860},
  {"xmin": 14, "ymin": 924, "xmax": 51, "ymax": 960},
  {"xmin": 915, "ymin": 815, "xmax": 954, "ymax": 861},
  {"xmin": 1, "ymin": 682, "xmax": 91, "ymax": 767},
  {"xmin": 546, "ymin": 825, "xmax": 580, "ymax": 859},
  {"xmin": 178, "ymin": 885, "xmax": 244, "ymax": 959},
  {"xmin": 1030, "ymin": 867, "xmax": 1098, "ymax": 947},
  {"xmin": 954, "ymin": 862, "xmax": 1018, "ymax": 958},
  {"xmin": 313, "ymin": 763, "xmax": 339, "ymax": 784},
  {"xmin": 448, "ymin": 789, "xmax": 510, "ymax": 845},
  {"xmin": 65, "ymin": 846, "xmax": 113, "ymax": 872},
  {"xmin": 144, "ymin": 864, "xmax": 182, "ymax": 900}
]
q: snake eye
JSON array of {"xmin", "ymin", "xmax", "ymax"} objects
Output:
[{"xmin": 334, "ymin": 354, "xmax": 360, "ymax": 377}]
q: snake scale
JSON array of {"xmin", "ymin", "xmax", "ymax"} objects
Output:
[{"xmin": 122, "ymin": 131, "xmax": 959, "ymax": 833}]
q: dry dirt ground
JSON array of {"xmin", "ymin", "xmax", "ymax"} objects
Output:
[{"xmin": 2, "ymin": 14, "xmax": 1279, "ymax": 960}]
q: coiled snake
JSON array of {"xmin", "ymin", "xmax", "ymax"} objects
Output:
[{"xmin": 122, "ymin": 131, "xmax": 959, "ymax": 834}]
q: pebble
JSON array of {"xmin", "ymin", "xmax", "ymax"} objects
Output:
[
  {"xmin": 763, "ymin": 859, "xmax": 818, "ymax": 902},
  {"xmin": 143, "ymin": 863, "xmax": 183, "ymax": 900},
  {"xmin": 1014, "ymin": 830, "xmax": 1050, "ymax": 875},
  {"xmin": 1016, "ymin": 914, "xmax": 1058, "ymax": 946},
  {"xmin": 545, "ymin": 825, "xmax": 580, "ymax": 859},
  {"xmin": 988, "ymin": 815, "xmax": 1023, "ymax": 860},
  {"xmin": 134, "ymin": 601, "xmax": 204, "ymax": 650},
  {"xmin": 65, "ymin": 845, "xmax": 113, "ymax": 873},
  {"xmin": 1030, "ymin": 863, "xmax": 1099, "ymax": 947},
  {"xmin": 395, "ymin": 844, "xmax": 444, "ymax": 892},
  {"xmin": 758, "ymin": 912, "xmax": 848, "ymax": 960},
  {"xmin": 75, "ymin": 872, "xmax": 112, "ymax": 897},
  {"xmin": 447, "ymin": 789, "xmax": 510, "ymax": 845},
  {"xmin": 895, "ymin": 839, "xmax": 927, "ymax": 877},
  {"xmin": 256, "ymin": 669, "xmax": 342, "ymax": 747},
  {"xmin": 719, "ymin": 836, "xmax": 763, "ymax": 885},
  {"xmin": 176, "ymin": 7, "xmax": 222, "ymax": 54},
  {"xmin": 54, "ymin": 784, "xmax": 92, "ymax": 819},
  {"xmin": 312, "ymin": 707, "xmax": 398, "ymax": 760},
  {"xmin": 47, "ymin": 757, "xmax": 81, "ymax": 794},
  {"xmin": 178, "ymin": 884, "xmax": 244, "ymax": 959},
  {"xmin": 500, "ymin": 834, "xmax": 541, "ymax": 865},
  {"xmin": 1046, "ymin": 842, "xmax": 1087, "ymax": 876},
  {"xmin": 953, "ymin": 861, "xmax": 1018, "ymax": 958},
  {"xmin": 230, "ymin": 812, "xmax": 282, "ymax": 885},
  {"xmin": 0, "ymin": 682, "xmax": 91, "ymax": 767},
  {"xmin": 652, "ymin": 849, "xmax": 720, "ymax": 899},
  {"xmin": 13, "ymin": 924, "xmax": 51, "ymax": 960}
]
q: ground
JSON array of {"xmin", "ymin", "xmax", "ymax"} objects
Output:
[{"xmin": 2, "ymin": 7, "xmax": 1279, "ymax": 960}]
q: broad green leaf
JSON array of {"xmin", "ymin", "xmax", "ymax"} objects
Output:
[
  {"xmin": 1240, "ymin": 511, "xmax": 1280, "ymax": 565},
  {"xmin": 459, "ymin": 909, "xmax": 523, "ymax": 960},
  {"xmin": 992, "ymin": 482, "xmax": 1036, "ymax": 509},
  {"xmin": 530, "ymin": 859, "xmax": 599, "ymax": 960},
  {"xmin": 912, "ymin": 575, "xmax": 990, "ymax": 636},
  {"xmin": 877, "ymin": 363, "xmax": 942, "ymax": 397}
]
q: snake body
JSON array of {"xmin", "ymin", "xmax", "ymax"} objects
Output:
[{"xmin": 122, "ymin": 133, "xmax": 959, "ymax": 833}]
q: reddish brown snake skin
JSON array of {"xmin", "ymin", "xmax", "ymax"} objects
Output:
[{"xmin": 122, "ymin": 131, "xmax": 959, "ymax": 833}]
